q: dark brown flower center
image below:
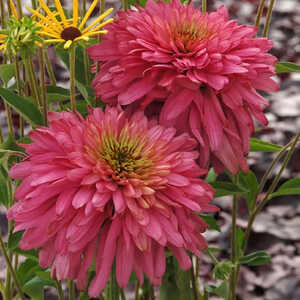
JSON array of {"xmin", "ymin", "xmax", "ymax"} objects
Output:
[{"xmin": 61, "ymin": 26, "xmax": 82, "ymax": 41}]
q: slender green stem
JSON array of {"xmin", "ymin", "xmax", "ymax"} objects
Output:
[
  {"xmin": 205, "ymin": 249, "xmax": 219, "ymax": 265},
  {"xmin": 229, "ymin": 176, "xmax": 238, "ymax": 300},
  {"xmin": 0, "ymin": 232, "xmax": 25, "ymax": 300},
  {"xmin": 0, "ymin": 127, "xmax": 3, "ymax": 143},
  {"xmin": 96, "ymin": 0, "xmax": 106, "ymax": 73},
  {"xmin": 14, "ymin": 56, "xmax": 24, "ymax": 137},
  {"xmin": 202, "ymin": 0, "xmax": 207, "ymax": 13},
  {"xmin": 120, "ymin": 288, "xmax": 126, "ymax": 300},
  {"xmin": 134, "ymin": 281, "xmax": 140, "ymax": 300},
  {"xmin": 69, "ymin": 46, "xmax": 76, "ymax": 112},
  {"xmin": 255, "ymin": 0, "xmax": 266, "ymax": 28},
  {"xmin": 263, "ymin": 0, "xmax": 276, "ymax": 37},
  {"xmin": 122, "ymin": 0, "xmax": 129, "ymax": 10},
  {"xmin": 82, "ymin": 0, "xmax": 86, "ymax": 15},
  {"xmin": 29, "ymin": 58, "xmax": 42, "ymax": 106},
  {"xmin": 30, "ymin": 0, "xmax": 37, "ymax": 9},
  {"xmin": 190, "ymin": 261, "xmax": 199, "ymax": 300},
  {"xmin": 68, "ymin": 280, "xmax": 75, "ymax": 300},
  {"xmin": 24, "ymin": 57, "xmax": 39, "ymax": 106},
  {"xmin": 56, "ymin": 280, "xmax": 64, "ymax": 300},
  {"xmin": 255, "ymin": 139, "xmax": 294, "ymax": 201},
  {"xmin": 0, "ymin": 0, "xmax": 5, "ymax": 26},
  {"xmin": 4, "ymin": 103, "xmax": 13, "ymax": 137},
  {"xmin": 43, "ymin": 48, "xmax": 57, "ymax": 85},
  {"xmin": 15, "ymin": 0, "xmax": 22, "ymax": 18},
  {"xmin": 38, "ymin": 48, "xmax": 48, "ymax": 125}
]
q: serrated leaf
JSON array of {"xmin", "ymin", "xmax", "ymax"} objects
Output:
[
  {"xmin": 0, "ymin": 63, "xmax": 17, "ymax": 85},
  {"xmin": 8, "ymin": 231, "xmax": 24, "ymax": 250},
  {"xmin": 239, "ymin": 251, "xmax": 271, "ymax": 266},
  {"xmin": 239, "ymin": 171, "xmax": 258, "ymax": 211},
  {"xmin": 200, "ymin": 213, "xmax": 221, "ymax": 232},
  {"xmin": 250, "ymin": 138, "xmax": 282, "ymax": 152},
  {"xmin": 211, "ymin": 181, "xmax": 246, "ymax": 197},
  {"xmin": 269, "ymin": 178, "xmax": 300, "ymax": 199},
  {"xmin": 275, "ymin": 62, "xmax": 300, "ymax": 73},
  {"xmin": 0, "ymin": 87, "xmax": 44, "ymax": 126}
]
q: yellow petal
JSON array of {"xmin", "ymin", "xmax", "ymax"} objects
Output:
[
  {"xmin": 78, "ymin": 0, "xmax": 99, "ymax": 30},
  {"xmin": 53, "ymin": 0, "xmax": 67, "ymax": 26},
  {"xmin": 73, "ymin": 0, "xmax": 78, "ymax": 26},
  {"xmin": 38, "ymin": 30, "xmax": 60, "ymax": 39},
  {"xmin": 9, "ymin": 0, "xmax": 18, "ymax": 19},
  {"xmin": 82, "ymin": 30, "xmax": 108, "ymax": 37},
  {"xmin": 81, "ymin": 8, "xmax": 113, "ymax": 34},
  {"xmin": 74, "ymin": 35, "xmax": 89, "ymax": 42},
  {"xmin": 83, "ymin": 18, "xmax": 113, "ymax": 34},
  {"xmin": 36, "ymin": 0, "xmax": 63, "ymax": 30},
  {"xmin": 64, "ymin": 40, "xmax": 72, "ymax": 49},
  {"xmin": 44, "ymin": 38, "xmax": 64, "ymax": 43}
]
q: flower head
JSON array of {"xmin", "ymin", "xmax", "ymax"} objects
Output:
[
  {"xmin": 8, "ymin": 107, "xmax": 217, "ymax": 297},
  {"xmin": 0, "ymin": 0, "xmax": 42, "ymax": 57},
  {"xmin": 28, "ymin": 0, "xmax": 113, "ymax": 49},
  {"xmin": 88, "ymin": 0, "xmax": 279, "ymax": 174}
]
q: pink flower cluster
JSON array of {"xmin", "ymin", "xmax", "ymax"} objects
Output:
[
  {"xmin": 88, "ymin": 0, "xmax": 278, "ymax": 174},
  {"xmin": 8, "ymin": 107, "xmax": 217, "ymax": 297}
]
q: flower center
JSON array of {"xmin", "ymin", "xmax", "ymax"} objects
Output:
[{"xmin": 61, "ymin": 26, "xmax": 82, "ymax": 41}]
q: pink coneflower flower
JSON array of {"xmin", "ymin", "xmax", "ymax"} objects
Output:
[
  {"xmin": 88, "ymin": 0, "xmax": 279, "ymax": 174},
  {"xmin": 8, "ymin": 107, "xmax": 217, "ymax": 297}
]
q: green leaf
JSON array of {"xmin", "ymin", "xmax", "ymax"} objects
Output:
[
  {"xmin": 23, "ymin": 276, "xmax": 53, "ymax": 300},
  {"xmin": 275, "ymin": 62, "xmax": 300, "ymax": 73},
  {"xmin": 250, "ymin": 138, "xmax": 282, "ymax": 152},
  {"xmin": 14, "ymin": 248, "xmax": 39, "ymax": 262},
  {"xmin": 75, "ymin": 79, "xmax": 96, "ymax": 106},
  {"xmin": 45, "ymin": 85, "xmax": 71, "ymax": 103},
  {"xmin": 199, "ymin": 213, "xmax": 221, "ymax": 232},
  {"xmin": 0, "ymin": 87, "xmax": 44, "ymax": 126},
  {"xmin": 270, "ymin": 178, "xmax": 300, "ymax": 198},
  {"xmin": 0, "ymin": 63, "xmax": 17, "ymax": 85},
  {"xmin": 0, "ymin": 166, "xmax": 9, "ymax": 208},
  {"xmin": 212, "ymin": 261, "xmax": 234, "ymax": 280},
  {"xmin": 17, "ymin": 259, "xmax": 42, "ymax": 287},
  {"xmin": 239, "ymin": 171, "xmax": 258, "ymax": 211},
  {"xmin": 8, "ymin": 231, "xmax": 24, "ymax": 250},
  {"xmin": 215, "ymin": 281, "xmax": 229, "ymax": 299},
  {"xmin": 206, "ymin": 168, "xmax": 218, "ymax": 184},
  {"xmin": 211, "ymin": 181, "xmax": 246, "ymax": 197},
  {"xmin": 35, "ymin": 271, "xmax": 56, "ymax": 287},
  {"xmin": 239, "ymin": 251, "xmax": 271, "ymax": 266}
]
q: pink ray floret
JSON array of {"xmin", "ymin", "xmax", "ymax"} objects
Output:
[
  {"xmin": 88, "ymin": 0, "xmax": 279, "ymax": 174},
  {"xmin": 8, "ymin": 107, "xmax": 218, "ymax": 297}
]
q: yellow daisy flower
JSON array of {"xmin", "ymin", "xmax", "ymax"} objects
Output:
[{"xmin": 27, "ymin": 0, "xmax": 114, "ymax": 49}]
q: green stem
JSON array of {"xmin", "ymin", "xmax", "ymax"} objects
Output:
[
  {"xmin": 205, "ymin": 249, "xmax": 219, "ymax": 265},
  {"xmin": 29, "ymin": 58, "xmax": 42, "ymax": 106},
  {"xmin": 134, "ymin": 281, "xmax": 140, "ymax": 300},
  {"xmin": 202, "ymin": 0, "xmax": 207, "ymax": 13},
  {"xmin": 30, "ymin": 0, "xmax": 37, "ymax": 9},
  {"xmin": 230, "ymin": 176, "xmax": 238, "ymax": 300},
  {"xmin": 122, "ymin": 0, "xmax": 129, "ymax": 10},
  {"xmin": 255, "ymin": 0, "xmax": 266, "ymax": 28},
  {"xmin": 263, "ymin": 0, "xmax": 276, "ymax": 37},
  {"xmin": 68, "ymin": 280, "xmax": 75, "ymax": 300},
  {"xmin": 56, "ymin": 280, "xmax": 64, "ymax": 300},
  {"xmin": 190, "ymin": 261, "xmax": 199, "ymax": 300},
  {"xmin": 0, "ymin": 232, "xmax": 25, "ymax": 300},
  {"xmin": 38, "ymin": 48, "xmax": 48, "ymax": 125},
  {"xmin": 120, "ymin": 289, "xmax": 126, "ymax": 300},
  {"xmin": 69, "ymin": 46, "xmax": 76, "ymax": 112},
  {"xmin": 43, "ymin": 48, "xmax": 57, "ymax": 86},
  {"xmin": 15, "ymin": 56, "xmax": 24, "ymax": 137},
  {"xmin": 15, "ymin": 0, "xmax": 22, "ymax": 18},
  {"xmin": 24, "ymin": 57, "xmax": 39, "ymax": 106},
  {"xmin": 4, "ymin": 103, "xmax": 13, "ymax": 137},
  {"xmin": 96, "ymin": 0, "xmax": 106, "ymax": 73}
]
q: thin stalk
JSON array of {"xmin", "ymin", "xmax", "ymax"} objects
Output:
[
  {"xmin": 190, "ymin": 261, "xmax": 199, "ymax": 300},
  {"xmin": 149, "ymin": 285, "xmax": 155, "ymax": 300},
  {"xmin": 229, "ymin": 177, "xmax": 238, "ymax": 300},
  {"xmin": 38, "ymin": 48, "xmax": 48, "ymax": 125},
  {"xmin": 68, "ymin": 280, "xmax": 75, "ymax": 300},
  {"xmin": 122, "ymin": 0, "xmax": 129, "ymax": 10},
  {"xmin": 24, "ymin": 57, "xmax": 39, "ymax": 106},
  {"xmin": 55, "ymin": 280, "xmax": 64, "ymax": 300},
  {"xmin": 255, "ymin": 139, "xmax": 294, "ymax": 201},
  {"xmin": 69, "ymin": 46, "xmax": 76, "ymax": 112},
  {"xmin": 31, "ymin": 0, "xmax": 37, "ymax": 9},
  {"xmin": 15, "ymin": 56, "xmax": 24, "ymax": 137},
  {"xmin": 0, "ymin": 232, "xmax": 25, "ymax": 300},
  {"xmin": 96, "ymin": 0, "xmax": 106, "ymax": 73},
  {"xmin": 43, "ymin": 49, "xmax": 57, "ymax": 85},
  {"xmin": 202, "ymin": 0, "xmax": 207, "ymax": 13},
  {"xmin": 206, "ymin": 249, "xmax": 219, "ymax": 266},
  {"xmin": 83, "ymin": 47, "xmax": 90, "ymax": 84},
  {"xmin": 4, "ymin": 103, "xmax": 13, "ymax": 137},
  {"xmin": 255, "ymin": 0, "xmax": 266, "ymax": 28},
  {"xmin": 15, "ymin": 0, "xmax": 22, "ymax": 18},
  {"xmin": 134, "ymin": 281, "xmax": 140, "ymax": 300},
  {"xmin": 120, "ymin": 288, "xmax": 126, "ymax": 300},
  {"xmin": 29, "ymin": 58, "xmax": 42, "ymax": 106},
  {"xmin": 263, "ymin": 0, "xmax": 276, "ymax": 37},
  {"xmin": 0, "ymin": 127, "xmax": 3, "ymax": 143},
  {"xmin": 0, "ymin": 0, "xmax": 5, "ymax": 26}
]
